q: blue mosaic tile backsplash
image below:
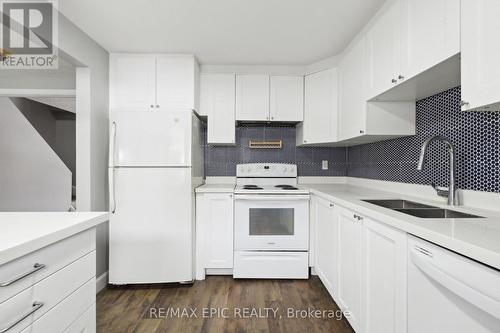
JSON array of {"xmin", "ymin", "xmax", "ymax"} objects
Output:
[
  {"xmin": 203, "ymin": 125, "xmax": 347, "ymax": 177},
  {"xmin": 204, "ymin": 86, "xmax": 500, "ymax": 193},
  {"xmin": 348, "ymin": 87, "xmax": 500, "ymax": 193}
]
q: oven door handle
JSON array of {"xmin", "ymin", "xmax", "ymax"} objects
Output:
[{"xmin": 234, "ymin": 195, "xmax": 310, "ymax": 201}]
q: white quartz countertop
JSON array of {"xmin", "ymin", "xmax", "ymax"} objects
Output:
[
  {"xmin": 0, "ymin": 212, "xmax": 109, "ymax": 266},
  {"xmin": 304, "ymin": 184, "xmax": 500, "ymax": 270},
  {"xmin": 200, "ymin": 181, "xmax": 500, "ymax": 269},
  {"xmin": 196, "ymin": 183, "xmax": 235, "ymax": 193}
]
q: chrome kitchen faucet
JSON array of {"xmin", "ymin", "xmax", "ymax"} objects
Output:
[{"xmin": 417, "ymin": 135, "xmax": 459, "ymax": 206}]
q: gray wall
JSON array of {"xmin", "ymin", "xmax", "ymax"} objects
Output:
[
  {"xmin": 0, "ymin": 98, "xmax": 72, "ymax": 211},
  {"xmin": 57, "ymin": 13, "xmax": 110, "ymax": 277}
]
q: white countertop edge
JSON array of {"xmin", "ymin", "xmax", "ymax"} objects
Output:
[
  {"xmin": 308, "ymin": 187, "xmax": 500, "ymax": 270},
  {"xmin": 0, "ymin": 212, "xmax": 109, "ymax": 266}
]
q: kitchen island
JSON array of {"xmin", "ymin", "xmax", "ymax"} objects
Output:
[{"xmin": 0, "ymin": 212, "xmax": 108, "ymax": 333}]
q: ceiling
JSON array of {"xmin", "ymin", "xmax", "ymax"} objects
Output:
[{"xmin": 58, "ymin": 0, "xmax": 385, "ymax": 65}]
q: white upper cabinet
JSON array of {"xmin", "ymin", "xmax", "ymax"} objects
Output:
[
  {"xmin": 338, "ymin": 38, "xmax": 367, "ymax": 141},
  {"xmin": 109, "ymin": 55, "xmax": 156, "ymax": 110},
  {"xmin": 156, "ymin": 55, "xmax": 199, "ymax": 110},
  {"xmin": 366, "ymin": 0, "xmax": 402, "ymax": 99},
  {"xmin": 400, "ymin": 0, "xmax": 460, "ymax": 81},
  {"xmin": 270, "ymin": 76, "xmax": 304, "ymax": 122},
  {"xmin": 297, "ymin": 68, "xmax": 338, "ymax": 145},
  {"xmin": 110, "ymin": 54, "xmax": 199, "ymax": 111},
  {"xmin": 461, "ymin": 0, "xmax": 500, "ymax": 111},
  {"xmin": 200, "ymin": 74, "xmax": 236, "ymax": 145},
  {"xmin": 365, "ymin": 0, "xmax": 461, "ymax": 101},
  {"xmin": 235, "ymin": 74, "xmax": 270, "ymax": 121}
]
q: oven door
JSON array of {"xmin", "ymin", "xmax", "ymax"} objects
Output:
[{"xmin": 234, "ymin": 194, "xmax": 310, "ymax": 251}]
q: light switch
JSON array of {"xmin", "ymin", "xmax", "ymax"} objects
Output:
[{"xmin": 322, "ymin": 160, "xmax": 328, "ymax": 170}]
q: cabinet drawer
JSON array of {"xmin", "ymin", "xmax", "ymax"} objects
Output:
[
  {"xmin": 233, "ymin": 251, "xmax": 308, "ymax": 279},
  {"xmin": 19, "ymin": 279, "xmax": 95, "ymax": 333},
  {"xmin": 63, "ymin": 303, "xmax": 95, "ymax": 333},
  {"xmin": 0, "ymin": 251, "xmax": 95, "ymax": 333},
  {"xmin": 0, "ymin": 229, "xmax": 96, "ymax": 303}
]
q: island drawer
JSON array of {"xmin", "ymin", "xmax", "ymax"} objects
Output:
[
  {"xmin": 0, "ymin": 229, "xmax": 95, "ymax": 303},
  {"xmin": 19, "ymin": 279, "xmax": 95, "ymax": 333},
  {"xmin": 0, "ymin": 251, "xmax": 95, "ymax": 333}
]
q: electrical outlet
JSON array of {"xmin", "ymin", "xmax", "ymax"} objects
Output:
[{"xmin": 322, "ymin": 160, "xmax": 328, "ymax": 170}]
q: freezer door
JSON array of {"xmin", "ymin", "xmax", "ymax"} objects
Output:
[
  {"xmin": 109, "ymin": 110, "xmax": 192, "ymax": 167},
  {"xmin": 109, "ymin": 167, "xmax": 193, "ymax": 284}
]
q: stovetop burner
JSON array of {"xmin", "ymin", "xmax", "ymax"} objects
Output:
[
  {"xmin": 281, "ymin": 187, "xmax": 299, "ymax": 190},
  {"xmin": 243, "ymin": 185, "xmax": 263, "ymax": 190},
  {"xmin": 275, "ymin": 184, "xmax": 294, "ymax": 188}
]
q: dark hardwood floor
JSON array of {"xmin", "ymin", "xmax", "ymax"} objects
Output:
[{"xmin": 97, "ymin": 276, "xmax": 355, "ymax": 333}]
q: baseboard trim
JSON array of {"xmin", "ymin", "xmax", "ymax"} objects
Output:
[{"xmin": 96, "ymin": 272, "xmax": 108, "ymax": 293}]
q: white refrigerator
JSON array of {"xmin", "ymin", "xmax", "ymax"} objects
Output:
[{"xmin": 108, "ymin": 109, "xmax": 204, "ymax": 284}]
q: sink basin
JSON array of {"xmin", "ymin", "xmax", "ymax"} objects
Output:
[
  {"xmin": 362, "ymin": 199, "xmax": 484, "ymax": 219},
  {"xmin": 363, "ymin": 199, "xmax": 434, "ymax": 209},
  {"xmin": 395, "ymin": 208, "xmax": 483, "ymax": 219}
]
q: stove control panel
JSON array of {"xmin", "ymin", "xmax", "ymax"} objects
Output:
[{"xmin": 236, "ymin": 163, "xmax": 297, "ymax": 178}]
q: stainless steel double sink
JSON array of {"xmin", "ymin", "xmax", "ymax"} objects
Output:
[{"xmin": 362, "ymin": 199, "xmax": 484, "ymax": 219}]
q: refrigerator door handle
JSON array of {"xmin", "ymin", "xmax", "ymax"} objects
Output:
[
  {"xmin": 109, "ymin": 121, "xmax": 117, "ymax": 167},
  {"xmin": 109, "ymin": 168, "xmax": 116, "ymax": 214}
]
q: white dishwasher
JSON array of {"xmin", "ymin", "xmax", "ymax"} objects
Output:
[{"xmin": 408, "ymin": 235, "xmax": 500, "ymax": 333}]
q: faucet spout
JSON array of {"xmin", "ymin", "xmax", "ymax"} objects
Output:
[{"xmin": 416, "ymin": 135, "xmax": 459, "ymax": 206}]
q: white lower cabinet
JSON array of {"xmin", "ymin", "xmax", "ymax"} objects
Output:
[
  {"xmin": 311, "ymin": 195, "xmax": 408, "ymax": 333},
  {"xmin": 337, "ymin": 207, "xmax": 363, "ymax": 332},
  {"xmin": 361, "ymin": 218, "xmax": 407, "ymax": 333},
  {"xmin": 312, "ymin": 196, "xmax": 340, "ymax": 297},
  {"xmin": 195, "ymin": 192, "xmax": 234, "ymax": 280}
]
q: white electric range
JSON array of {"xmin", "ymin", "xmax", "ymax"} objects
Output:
[{"xmin": 233, "ymin": 163, "xmax": 310, "ymax": 279}]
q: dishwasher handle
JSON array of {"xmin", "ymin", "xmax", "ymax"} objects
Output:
[{"xmin": 410, "ymin": 246, "xmax": 500, "ymax": 320}]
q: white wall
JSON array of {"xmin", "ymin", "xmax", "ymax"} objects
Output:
[{"xmin": 0, "ymin": 98, "xmax": 72, "ymax": 211}]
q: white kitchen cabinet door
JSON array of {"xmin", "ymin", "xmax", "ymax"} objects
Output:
[
  {"xmin": 337, "ymin": 207, "xmax": 363, "ymax": 332},
  {"xmin": 156, "ymin": 55, "xmax": 198, "ymax": 110},
  {"xmin": 365, "ymin": 0, "xmax": 402, "ymax": 99},
  {"xmin": 461, "ymin": 0, "xmax": 500, "ymax": 111},
  {"xmin": 109, "ymin": 55, "xmax": 156, "ymax": 110},
  {"xmin": 313, "ymin": 196, "xmax": 340, "ymax": 298},
  {"xmin": 235, "ymin": 75, "xmax": 270, "ymax": 121},
  {"xmin": 338, "ymin": 37, "xmax": 367, "ymax": 141},
  {"xmin": 200, "ymin": 74, "xmax": 236, "ymax": 144},
  {"xmin": 196, "ymin": 193, "xmax": 234, "ymax": 279},
  {"xmin": 297, "ymin": 68, "xmax": 338, "ymax": 145},
  {"xmin": 400, "ymin": 0, "xmax": 460, "ymax": 81},
  {"xmin": 270, "ymin": 76, "xmax": 304, "ymax": 122},
  {"xmin": 362, "ymin": 218, "xmax": 407, "ymax": 333}
]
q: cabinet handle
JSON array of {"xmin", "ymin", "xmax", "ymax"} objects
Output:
[
  {"xmin": 329, "ymin": 203, "xmax": 334, "ymax": 207},
  {"xmin": 460, "ymin": 101, "xmax": 469, "ymax": 107},
  {"xmin": 150, "ymin": 105, "xmax": 154, "ymax": 108},
  {"xmin": 359, "ymin": 130, "xmax": 365, "ymax": 134},
  {"xmin": 0, "ymin": 263, "xmax": 45, "ymax": 287},
  {"xmin": 0, "ymin": 301, "xmax": 44, "ymax": 332},
  {"xmin": 303, "ymin": 140, "xmax": 307, "ymax": 143},
  {"xmin": 398, "ymin": 75, "xmax": 405, "ymax": 80},
  {"xmin": 156, "ymin": 105, "xmax": 160, "ymax": 108},
  {"xmin": 391, "ymin": 79, "xmax": 397, "ymax": 83},
  {"xmin": 353, "ymin": 214, "xmax": 363, "ymax": 221},
  {"xmin": 271, "ymin": 117, "xmax": 274, "ymax": 120}
]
